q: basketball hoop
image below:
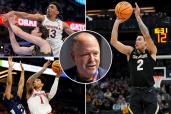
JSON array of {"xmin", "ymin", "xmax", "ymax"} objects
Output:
[{"xmin": 153, "ymin": 75, "xmax": 163, "ymax": 88}]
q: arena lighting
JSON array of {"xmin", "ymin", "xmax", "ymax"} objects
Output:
[
  {"xmin": 16, "ymin": 18, "xmax": 85, "ymax": 31},
  {"xmin": 87, "ymin": 7, "xmax": 155, "ymax": 13},
  {"xmin": 157, "ymin": 55, "xmax": 171, "ymax": 59},
  {"xmin": 0, "ymin": 60, "xmax": 56, "ymax": 75},
  {"xmin": 143, "ymin": 10, "xmax": 155, "ymax": 13},
  {"xmin": 44, "ymin": 57, "xmax": 54, "ymax": 61},
  {"xmin": 66, "ymin": 21, "xmax": 86, "ymax": 31},
  {"xmin": 141, "ymin": 7, "xmax": 155, "ymax": 10},
  {"xmin": 17, "ymin": 18, "xmax": 37, "ymax": 27},
  {"xmin": 75, "ymin": 0, "xmax": 85, "ymax": 5},
  {"xmin": 87, "ymin": 10, "xmax": 102, "ymax": 13},
  {"xmin": 0, "ymin": 72, "xmax": 17, "ymax": 79},
  {"xmin": 87, "ymin": 7, "xmax": 155, "ymax": 16},
  {"xmin": 87, "ymin": 13, "xmax": 101, "ymax": 16}
]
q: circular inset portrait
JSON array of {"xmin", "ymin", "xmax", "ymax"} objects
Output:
[{"xmin": 60, "ymin": 30, "xmax": 112, "ymax": 84}]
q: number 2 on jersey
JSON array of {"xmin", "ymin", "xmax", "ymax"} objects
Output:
[{"xmin": 137, "ymin": 59, "xmax": 143, "ymax": 71}]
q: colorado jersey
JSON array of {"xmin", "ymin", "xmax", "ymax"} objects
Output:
[
  {"xmin": 3, "ymin": 96, "xmax": 26, "ymax": 114},
  {"xmin": 27, "ymin": 89, "xmax": 52, "ymax": 114},
  {"xmin": 128, "ymin": 49, "xmax": 155, "ymax": 87},
  {"xmin": 42, "ymin": 15, "xmax": 63, "ymax": 57}
]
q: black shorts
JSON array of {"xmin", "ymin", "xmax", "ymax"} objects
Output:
[{"xmin": 128, "ymin": 87, "xmax": 159, "ymax": 114}]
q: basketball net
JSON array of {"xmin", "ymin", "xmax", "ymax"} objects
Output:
[{"xmin": 153, "ymin": 75, "xmax": 163, "ymax": 88}]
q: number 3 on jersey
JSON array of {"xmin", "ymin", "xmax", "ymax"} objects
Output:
[
  {"xmin": 137, "ymin": 59, "xmax": 143, "ymax": 71},
  {"xmin": 48, "ymin": 29, "xmax": 56, "ymax": 38}
]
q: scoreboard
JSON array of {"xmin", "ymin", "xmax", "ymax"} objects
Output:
[{"xmin": 151, "ymin": 26, "xmax": 171, "ymax": 55}]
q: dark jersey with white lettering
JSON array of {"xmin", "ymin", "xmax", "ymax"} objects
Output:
[
  {"xmin": 3, "ymin": 95, "xmax": 26, "ymax": 114},
  {"xmin": 128, "ymin": 49, "xmax": 155, "ymax": 87}
]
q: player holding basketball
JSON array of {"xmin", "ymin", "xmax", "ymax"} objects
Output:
[
  {"xmin": 111, "ymin": 3, "xmax": 159, "ymax": 114},
  {"xmin": 26, "ymin": 60, "xmax": 60, "ymax": 114},
  {"xmin": 3, "ymin": 56, "xmax": 26, "ymax": 114},
  {"xmin": 7, "ymin": 1, "xmax": 74, "ymax": 57}
]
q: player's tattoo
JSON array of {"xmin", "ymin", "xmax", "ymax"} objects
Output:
[{"xmin": 136, "ymin": 16, "xmax": 150, "ymax": 38}]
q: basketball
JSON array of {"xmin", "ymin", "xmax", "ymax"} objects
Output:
[
  {"xmin": 115, "ymin": 1, "xmax": 133, "ymax": 20},
  {"xmin": 52, "ymin": 60, "xmax": 61, "ymax": 76}
]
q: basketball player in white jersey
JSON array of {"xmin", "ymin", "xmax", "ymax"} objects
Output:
[
  {"xmin": 26, "ymin": 60, "xmax": 60, "ymax": 114},
  {"xmin": 7, "ymin": 1, "xmax": 74, "ymax": 57}
]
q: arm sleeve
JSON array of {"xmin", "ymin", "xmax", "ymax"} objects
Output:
[{"xmin": 48, "ymin": 77, "xmax": 59, "ymax": 100}]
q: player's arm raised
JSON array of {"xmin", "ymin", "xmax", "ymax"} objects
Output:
[
  {"xmin": 8, "ymin": 27, "xmax": 33, "ymax": 55},
  {"xmin": 110, "ymin": 18, "xmax": 133, "ymax": 57},
  {"xmin": 3, "ymin": 15, "xmax": 33, "ymax": 55},
  {"xmin": 7, "ymin": 11, "xmax": 44, "ymax": 21},
  {"xmin": 3, "ymin": 57, "xmax": 14, "ymax": 100},
  {"xmin": 48, "ymin": 64, "xmax": 61, "ymax": 100},
  {"xmin": 8, "ymin": 16, "xmax": 47, "ymax": 49},
  {"xmin": 27, "ymin": 60, "xmax": 51, "ymax": 83},
  {"xmin": 48, "ymin": 77, "xmax": 59, "ymax": 100},
  {"xmin": 17, "ymin": 62, "xmax": 25, "ymax": 99},
  {"xmin": 26, "ymin": 61, "xmax": 51, "ymax": 98},
  {"xmin": 63, "ymin": 22, "xmax": 75, "ymax": 35},
  {"xmin": 134, "ymin": 3, "xmax": 157, "ymax": 60}
]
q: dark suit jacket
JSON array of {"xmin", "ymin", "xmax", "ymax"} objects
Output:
[{"xmin": 64, "ymin": 66, "xmax": 107, "ymax": 83}]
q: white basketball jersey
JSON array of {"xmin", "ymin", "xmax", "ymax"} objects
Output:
[
  {"xmin": 27, "ymin": 89, "xmax": 52, "ymax": 114},
  {"xmin": 42, "ymin": 15, "xmax": 64, "ymax": 57}
]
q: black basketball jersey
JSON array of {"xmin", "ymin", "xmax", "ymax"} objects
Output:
[
  {"xmin": 128, "ymin": 49, "xmax": 155, "ymax": 87},
  {"xmin": 3, "ymin": 95, "xmax": 26, "ymax": 114}
]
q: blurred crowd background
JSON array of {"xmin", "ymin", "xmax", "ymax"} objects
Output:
[{"xmin": 86, "ymin": 51, "xmax": 171, "ymax": 114}]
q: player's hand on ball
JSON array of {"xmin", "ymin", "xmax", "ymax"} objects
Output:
[
  {"xmin": 115, "ymin": 17, "xmax": 126, "ymax": 24},
  {"xmin": 52, "ymin": 60, "xmax": 62, "ymax": 78}
]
